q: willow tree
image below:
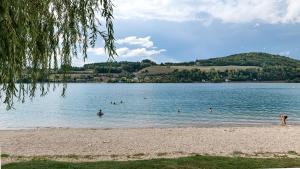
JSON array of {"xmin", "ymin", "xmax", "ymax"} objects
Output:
[{"xmin": 0, "ymin": 0, "xmax": 116, "ymax": 109}]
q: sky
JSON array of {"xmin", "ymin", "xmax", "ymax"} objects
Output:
[{"xmin": 74, "ymin": 0, "xmax": 300, "ymax": 66}]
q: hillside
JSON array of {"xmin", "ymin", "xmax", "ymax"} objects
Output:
[
  {"xmin": 138, "ymin": 65, "xmax": 261, "ymax": 75},
  {"xmin": 139, "ymin": 52, "xmax": 298, "ymax": 75},
  {"xmin": 44, "ymin": 52, "xmax": 300, "ymax": 83},
  {"xmin": 196, "ymin": 52, "xmax": 300, "ymax": 68}
]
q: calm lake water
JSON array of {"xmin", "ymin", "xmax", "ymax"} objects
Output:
[{"xmin": 1, "ymin": 83, "xmax": 300, "ymax": 129}]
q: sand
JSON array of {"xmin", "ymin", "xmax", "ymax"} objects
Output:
[{"xmin": 1, "ymin": 126, "xmax": 300, "ymax": 162}]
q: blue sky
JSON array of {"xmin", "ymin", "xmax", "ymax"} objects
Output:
[{"xmin": 75, "ymin": 0, "xmax": 300, "ymax": 66}]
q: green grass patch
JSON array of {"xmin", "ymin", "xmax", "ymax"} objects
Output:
[
  {"xmin": 1, "ymin": 154, "xmax": 10, "ymax": 158},
  {"xmin": 139, "ymin": 65, "xmax": 261, "ymax": 75},
  {"xmin": 3, "ymin": 155, "xmax": 300, "ymax": 169},
  {"xmin": 171, "ymin": 65, "xmax": 261, "ymax": 72},
  {"xmin": 288, "ymin": 151, "xmax": 298, "ymax": 155}
]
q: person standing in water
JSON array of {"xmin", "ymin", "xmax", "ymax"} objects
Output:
[
  {"xmin": 209, "ymin": 107, "xmax": 213, "ymax": 112},
  {"xmin": 279, "ymin": 113, "xmax": 288, "ymax": 126}
]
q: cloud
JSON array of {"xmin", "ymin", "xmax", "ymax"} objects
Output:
[
  {"xmin": 87, "ymin": 36, "xmax": 166, "ymax": 59},
  {"xmin": 117, "ymin": 47, "xmax": 166, "ymax": 58},
  {"xmin": 87, "ymin": 47, "xmax": 166, "ymax": 58},
  {"xmin": 114, "ymin": 0, "xmax": 300, "ymax": 24},
  {"xmin": 116, "ymin": 36, "xmax": 154, "ymax": 48}
]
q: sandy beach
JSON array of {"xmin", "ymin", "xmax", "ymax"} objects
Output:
[{"xmin": 1, "ymin": 126, "xmax": 300, "ymax": 162}]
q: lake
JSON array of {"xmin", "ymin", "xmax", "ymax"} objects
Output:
[{"xmin": 1, "ymin": 83, "xmax": 300, "ymax": 129}]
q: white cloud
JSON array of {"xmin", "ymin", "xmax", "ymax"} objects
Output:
[
  {"xmin": 87, "ymin": 47, "xmax": 166, "ymax": 58},
  {"xmin": 116, "ymin": 36, "xmax": 154, "ymax": 48},
  {"xmin": 117, "ymin": 47, "xmax": 166, "ymax": 58},
  {"xmin": 114, "ymin": 0, "xmax": 300, "ymax": 24},
  {"xmin": 87, "ymin": 36, "xmax": 166, "ymax": 59},
  {"xmin": 284, "ymin": 0, "xmax": 300, "ymax": 23}
]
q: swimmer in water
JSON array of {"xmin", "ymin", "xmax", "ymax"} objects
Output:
[{"xmin": 97, "ymin": 109, "xmax": 104, "ymax": 117}]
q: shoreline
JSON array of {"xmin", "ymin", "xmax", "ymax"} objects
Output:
[
  {"xmin": 24, "ymin": 81, "xmax": 300, "ymax": 84},
  {"xmin": 1, "ymin": 122, "xmax": 300, "ymax": 131},
  {"xmin": 1, "ymin": 126, "xmax": 300, "ymax": 163}
]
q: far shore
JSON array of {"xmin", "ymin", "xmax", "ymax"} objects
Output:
[
  {"xmin": 30, "ymin": 81, "xmax": 298, "ymax": 84},
  {"xmin": 1, "ymin": 126, "xmax": 300, "ymax": 163}
]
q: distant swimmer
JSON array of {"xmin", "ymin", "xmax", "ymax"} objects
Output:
[
  {"xmin": 113, "ymin": 102, "xmax": 116, "ymax": 105},
  {"xmin": 279, "ymin": 113, "xmax": 288, "ymax": 126},
  {"xmin": 209, "ymin": 107, "xmax": 213, "ymax": 112},
  {"xmin": 177, "ymin": 109, "xmax": 181, "ymax": 113},
  {"xmin": 97, "ymin": 109, "xmax": 104, "ymax": 117},
  {"xmin": 144, "ymin": 97, "xmax": 147, "ymax": 99},
  {"xmin": 120, "ymin": 100, "xmax": 123, "ymax": 104}
]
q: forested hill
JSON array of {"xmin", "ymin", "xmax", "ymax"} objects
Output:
[
  {"xmin": 82, "ymin": 52, "xmax": 300, "ymax": 68},
  {"xmin": 196, "ymin": 52, "xmax": 300, "ymax": 68},
  {"xmin": 45, "ymin": 52, "xmax": 300, "ymax": 83}
]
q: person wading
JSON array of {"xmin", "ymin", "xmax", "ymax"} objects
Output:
[{"xmin": 279, "ymin": 113, "xmax": 288, "ymax": 126}]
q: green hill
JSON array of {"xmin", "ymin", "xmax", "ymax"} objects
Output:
[
  {"xmin": 46, "ymin": 52, "xmax": 300, "ymax": 83},
  {"xmin": 196, "ymin": 52, "xmax": 300, "ymax": 68}
]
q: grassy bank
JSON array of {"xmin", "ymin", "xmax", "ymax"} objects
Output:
[{"xmin": 3, "ymin": 155, "xmax": 300, "ymax": 169}]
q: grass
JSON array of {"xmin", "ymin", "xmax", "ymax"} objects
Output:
[
  {"xmin": 171, "ymin": 65, "xmax": 261, "ymax": 72},
  {"xmin": 288, "ymin": 151, "xmax": 298, "ymax": 155},
  {"xmin": 1, "ymin": 154, "xmax": 10, "ymax": 158},
  {"xmin": 139, "ymin": 66, "xmax": 176, "ymax": 75},
  {"xmin": 139, "ymin": 65, "xmax": 261, "ymax": 75},
  {"xmin": 3, "ymin": 155, "xmax": 300, "ymax": 169}
]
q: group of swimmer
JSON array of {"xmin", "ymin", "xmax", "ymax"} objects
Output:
[
  {"xmin": 97, "ymin": 103, "xmax": 289, "ymax": 126},
  {"xmin": 110, "ymin": 100, "xmax": 124, "ymax": 105}
]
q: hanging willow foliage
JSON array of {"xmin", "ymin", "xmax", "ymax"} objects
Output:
[{"xmin": 0, "ymin": 0, "xmax": 116, "ymax": 109}]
